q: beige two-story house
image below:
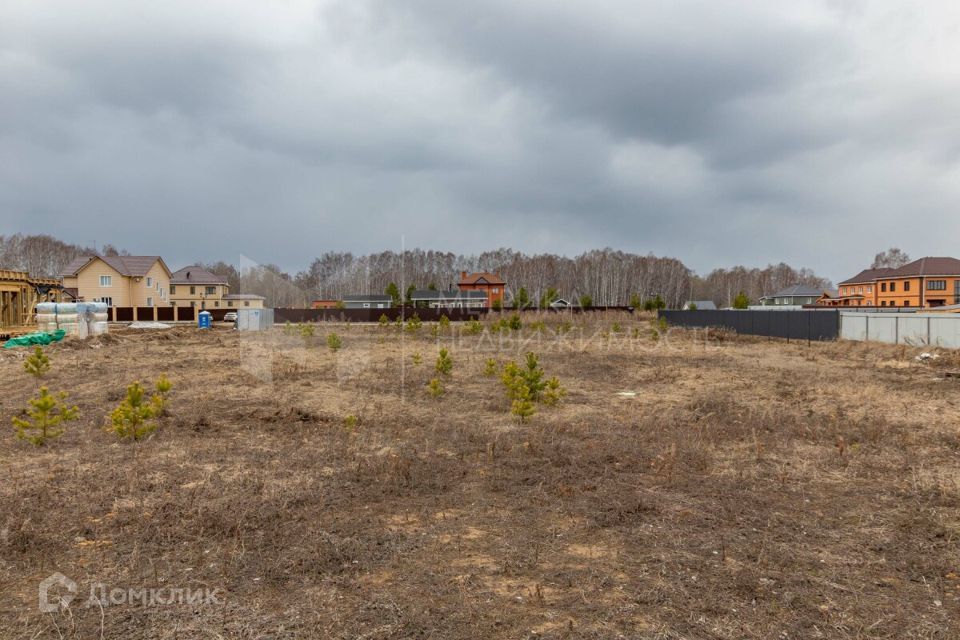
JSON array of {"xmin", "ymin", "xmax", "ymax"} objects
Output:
[
  {"xmin": 61, "ymin": 256, "xmax": 172, "ymax": 307},
  {"xmin": 169, "ymin": 266, "xmax": 265, "ymax": 309}
]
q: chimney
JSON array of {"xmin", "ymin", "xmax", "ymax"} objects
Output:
[{"xmin": 460, "ymin": 271, "xmax": 467, "ymax": 281}]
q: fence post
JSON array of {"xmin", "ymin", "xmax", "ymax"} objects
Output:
[{"xmin": 807, "ymin": 312, "xmax": 811, "ymax": 346}]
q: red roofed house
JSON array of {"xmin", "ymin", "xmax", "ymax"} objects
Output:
[{"xmin": 457, "ymin": 272, "xmax": 506, "ymax": 308}]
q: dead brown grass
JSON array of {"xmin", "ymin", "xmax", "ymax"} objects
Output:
[{"xmin": 1, "ymin": 317, "xmax": 958, "ymax": 638}]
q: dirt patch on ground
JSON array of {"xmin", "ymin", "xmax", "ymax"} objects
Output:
[{"xmin": 1, "ymin": 315, "xmax": 958, "ymax": 638}]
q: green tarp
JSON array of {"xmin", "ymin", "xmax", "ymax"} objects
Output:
[{"xmin": 3, "ymin": 329, "xmax": 66, "ymax": 349}]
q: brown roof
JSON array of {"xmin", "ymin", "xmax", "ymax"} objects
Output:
[
  {"xmin": 61, "ymin": 255, "xmax": 168, "ymax": 278},
  {"xmin": 171, "ymin": 266, "xmax": 228, "ymax": 285},
  {"xmin": 837, "ymin": 267, "xmax": 895, "ymax": 285},
  {"xmin": 61, "ymin": 256, "xmax": 94, "ymax": 276},
  {"xmin": 888, "ymin": 257, "xmax": 960, "ymax": 277},
  {"xmin": 458, "ymin": 271, "xmax": 505, "ymax": 285}
]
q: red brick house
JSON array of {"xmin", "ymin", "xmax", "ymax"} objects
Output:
[{"xmin": 457, "ymin": 272, "xmax": 506, "ymax": 308}]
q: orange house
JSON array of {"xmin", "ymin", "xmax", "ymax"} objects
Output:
[
  {"xmin": 835, "ymin": 258, "xmax": 960, "ymax": 309},
  {"xmin": 457, "ymin": 272, "xmax": 506, "ymax": 308},
  {"xmin": 834, "ymin": 268, "xmax": 892, "ymax": 306},
  {"xmin": 875, "ymin": 257, "xmax": 960, "ymax": 308}
]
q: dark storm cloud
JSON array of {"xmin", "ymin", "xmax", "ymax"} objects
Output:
[{"xmin": 2, "ymin": 0, "xmax": 959, "ymax": 281}]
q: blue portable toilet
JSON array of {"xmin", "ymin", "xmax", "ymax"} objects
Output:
[{"xmin": 198, "ymin": 310, "xmax": 212, "ymax": 329}]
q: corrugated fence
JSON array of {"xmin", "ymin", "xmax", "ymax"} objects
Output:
[
  {"xmin": 660, "ymin": 309, "xmax": 840, "ymax": 341},
  {"xmin": 840, "ymin": 312, "xmax": 960, "ymax": 347}
]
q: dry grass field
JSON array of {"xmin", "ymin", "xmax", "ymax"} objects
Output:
[{"xmin": 1, "ymin": 313, "xmax": 959, "ymax": 638}]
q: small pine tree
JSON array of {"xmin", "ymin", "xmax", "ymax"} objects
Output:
[
  {"xmin": 344, "ymin": 414, "xmax": 359, "ymax": 431},
  {"xmin": 510, "ymin": 383, "xmax": 536, "ymax": 422},
  {"xmin": 153, "ymin": 374, "xmax": 173, "ymax": 416},
  {"xmin": 733, "ymin": 291, "xmax": 750, "ymax": 309},
  {"xmin": 438, "ymin": 315, "xmax": 451, "ymax": 331},
  {"xmin": 630, "ymin": 293, "xmax": 642, "ymax": 309},
  {"xmin": 579, "ymin": 295, "xmax": 593, "ymax": 308},
  {"xmin": 327, "ymin": 332, "xmax": 342, "ymax": 351},
  {"xmin": 23, "ymin": 346, "xmax": 51, "ymax": 380},
  {"xmin": 12, "ymin": 386, "xmax": 78, "ymax": 446},
  {"xmin": 464, "ymin": 320, "xmax": 483, "ymax": 335},
  {"xmin": 405, "ymin": 313, "xmax": 422, "ymax": 333},
  {"xmin": 491, "ymin": 299, "xmax": 502, "ymax": 311},
  {"xmin": 109, "ymin": 382, "xmax": 160, "ymax": 441},
  {"xmin": 378, "ymin": 313, "xmax": 390, "ymax": 327},
  {"xmin": 688, "ymin": 303, "xmax": 698, "ymax": 311},
  {"xmin": 483, "ymin": 358, "xmax": 498, "ymax": 376},
  {"xmin": 412, "ymin": 352, "xmax": 422, "ymax": 366},
  {"xmin": 435, "ymin": 348, "xmax": 453, "ymax": 376},
  {"xmin": 542, "ymin": 376, "xmax": 566, "ymax": 405},
  {"xmin": 299, "ymin": 323, "xmax": 315, "ymax": 338},
  {"xmin": 427, "ymin": 377, "xmax": 444, "ymax": 398},
  {"xmin": 520, "ymin": 352, "xmax": 547, "ymax": 400},
  {"xmin": 507, "ymin": 313, "xmax": 522, "ymax": 331}
]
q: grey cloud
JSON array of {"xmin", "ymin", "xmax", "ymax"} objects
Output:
[{"xmin": 1, "ymin": 1, "xmax": 959, "ymax": 282}]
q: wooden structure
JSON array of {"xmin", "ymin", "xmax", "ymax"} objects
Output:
[{"xmin": 0, "ymin": 269, "xmax": 63, "ymax": 331}]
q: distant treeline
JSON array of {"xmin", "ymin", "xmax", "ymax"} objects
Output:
[
  {"xmin": 204, "ymin": 248, "xmax": 831, "ymax": 309},
  {"xmin": 1, "ymin": 234, "xmax": 831, "ymax": 308},
  {"xmin": 0, "ymin": 234, "xmax": 127, "ymax": 279}
]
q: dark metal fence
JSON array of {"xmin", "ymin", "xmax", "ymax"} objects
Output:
[
  {"xmin": 274, "ymin": 307, "xmax": 487, "ymax": 323},
  {"xmin": 660, "ymin": 309, "xmax": 840, "ymax": 341}
]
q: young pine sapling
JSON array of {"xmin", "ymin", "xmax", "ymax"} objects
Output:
[{"xmin": 12, "ymin": 386, "xmax": 78, "ymax": 446}]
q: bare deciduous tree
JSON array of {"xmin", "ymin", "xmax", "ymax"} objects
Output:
[{"xmin": 870, "ymin": 247, "xmax": 911, "ymax": 269}]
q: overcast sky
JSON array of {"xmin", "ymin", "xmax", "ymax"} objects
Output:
[{"xmin": 2, "ymin": 1, "xmax": 959, "ymax": 281}]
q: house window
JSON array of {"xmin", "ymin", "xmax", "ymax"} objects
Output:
[
  {"xmin": 881, "ymin": 301, "xmax": 886, "ymax": 306},
  {"xmin": 100, "ymin": 275, "xmax": 112, "ymax": 287},
  {"xmin": 101, "ymin": 297, "xmax": 113, "ymax": 306},
  {"xmin": 228, "ymin": 301, "xmax": 234, "ymax": 307},
  {"xmin": 889, "ymin": 282, "xmax": 896, "ymax": 292},
  {"xmin": 214, "ymin": 301, "xmax": 219, "ymax": 307},
  {"xmin": 206, "ymin": 286, "xmax": 216, "ymax": 295},
  {"xmin": 904, "ymin": 281, "xmax": 911, "ymax": 292},
  {"xmin": 928, "ymin": 280, "xmax": 947, "ymax": 291},
  {"xmin": 492, "ymin": 288, "xmax": 499, "ymax": 293},
  {"xmin": 244, "ymin": 301, "xmax": 250, "ymax": 307},
  {"xmin": 363, "ymin": 303, "xmax": 370, "ymax": 308},
  {"xmin": 190, "ymin": 301, "xmax": 196, "ymax": 307},
  {"xmin": 903, "ymin": 300, "xmax": 910, "ymax": 306},
  {"xmin": 171, "ymin": 301, "xmax": 176, "ymax": 307},
  {"xmin": 867, "ymin": 286, "xmax": 872, "ymax": 293},
  {"xmin": 146, "ymin": 277, "xmax": 152, "ymax": 287},
  {"xmin": 146, "ymin": 297, "xmax": 153, "ymax": 306},
  {"xmin": 190, "ymin": 286, "xmax": 196, "ymax": 295},
  {"xmin": 881, "ymin": 283, "xmax": 886, "ymax": 292},
  {"xmin": 170, "ymin": 285, "xmax": 177, "ymax": 294}
]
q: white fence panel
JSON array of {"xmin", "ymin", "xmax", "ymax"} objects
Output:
[
  {"xmin": 867, "ymin": 316, "xmax": 897, "ymax": 344},
  {"xmin": 897, "ymin": 316, "xmax": 929, "ymax": 346},
  {"xmin": 840, "ymin": 314, "xmax": 867, "ymax": 342},
  {"xmin": 841, "ymin": 312, "xmax": 960, "ymax": 348}
]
